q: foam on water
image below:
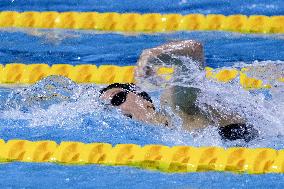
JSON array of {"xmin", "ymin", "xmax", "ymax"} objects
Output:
[
  {"xmin": 0, "ymin": 76, "xmax": 176, "ymax": 145},
  {"xmin": 0, "ymin": 60, "xmax": 283, "ymax": 148},
  {"xmin": 136, "ymin": 56, "xmax": 284, "ymax": 147}
]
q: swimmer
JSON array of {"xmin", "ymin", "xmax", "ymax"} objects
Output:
[
  {"xmin": 100, "ymin": 40, "xmax": 259, "ymax": 142},
  {"xmin": 100, "ymin": 83, "xmax": 169, "ymax": 126}
]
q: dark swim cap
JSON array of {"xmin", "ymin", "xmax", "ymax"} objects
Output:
[{"xmin": 99, "ymin": 83, "xmax": 153, "ymax": 104}]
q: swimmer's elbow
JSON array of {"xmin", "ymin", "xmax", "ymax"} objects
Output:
[{"xmin": 137, "ymin": 40, "xmax": 205, "ymax": 67}]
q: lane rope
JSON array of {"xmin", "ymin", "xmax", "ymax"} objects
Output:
[
  {"xmin": 0, "ymin": 11, "xmax": 283, "ymax": 33},
  {"xmin": 0, "ymin": 63, "xmax": 281, "ymax": 89},
  {"xmin": 0, "ymin": 139, "xmax": 283, "ymax": 174}
]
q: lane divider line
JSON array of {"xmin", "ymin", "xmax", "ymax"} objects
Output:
[
  {"xmin": 0, "ymin": 139, "xmax": 283, "ymax": 174},
  {"xmin": 0, "ymin": 63, "xmax": 280, "ymax": 89},
  {"xmin": 0, "ymin": 11, "xmax": 283, "ymax": 33}
]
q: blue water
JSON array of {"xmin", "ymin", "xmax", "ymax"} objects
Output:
[
  {"xmin": 0, "ymin": 0, "xmax": 283, "ymax": 16},
  {"xmin": 0, "ymin": 163, "xmax": 283, "ymax": 189},
  {"xmin": 0, "ymin": 0, "xmax": 284, "ymax": 189},
  {"xmin": 0, "ymin": 29, "xmax": 283, "ymax": 189},
  {"xmin": 1, "ymin": 30, "xmax": 284, "ymax": 68}
]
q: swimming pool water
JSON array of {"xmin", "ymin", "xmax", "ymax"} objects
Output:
[
  {"xmin": 0, "ymin": 30, "xmax": 283, "ymax": 188},
  {"xmin": 1, "ymin": 30, "xmax": 284, "ymax": 67},
  {"xmin": 0, "ymin": 163, "xmax": 283, "ymax": 189},
  {"xmin": 0, "ymin": 0, "xmax": 284, "ymax": 188},
  {"xmin": 1, "ymin": 0, "xmax": 283, "ymax": 16}
]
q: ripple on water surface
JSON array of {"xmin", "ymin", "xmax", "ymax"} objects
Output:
[{"xmin": 0, "ymin": 61, "xmax": 282, "ymax": 149}]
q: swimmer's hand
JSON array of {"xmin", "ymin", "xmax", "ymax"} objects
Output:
[
  {"xmin": 135, "ymin": 40, "xmax": 205, "ymax": 91},
  {"xmin": 218, "ymin": 124, "xmax": 259, "ymax": 142},
  {"xmin": 136, "ymin": 40, "xmax": 204, "ymax": 78}
]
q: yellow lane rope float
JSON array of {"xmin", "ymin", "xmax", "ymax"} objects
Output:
[
  {"xmin": 0, "ymin": 63, "xmax": 282, "ymax": 89},
  {"xmin": 0, "ymin": 11, "xmax": 283, "ymax": 33},
  {"xmin": 0, "ymin": 139, "xmax": 283, "ymax": 174}
]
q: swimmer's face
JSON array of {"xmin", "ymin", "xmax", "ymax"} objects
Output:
[{"xmin": 100, "ymin": 87, "xmax": 169, "ymax": 126}]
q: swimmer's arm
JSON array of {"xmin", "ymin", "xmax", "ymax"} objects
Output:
[
  {"xmin": 136, "ymin": 40, "xmax": 207, "ymax": 130},
  {"xmin": 136, "ymin": 40, "xmax": 205, "ymax": 112},
  {"xmin": 137, "ymin": 40, "xmax": 205, "ymax": 75},
  {"xmin": 137, "ymin": 40, "xmax": 249, "ymax": 131}
]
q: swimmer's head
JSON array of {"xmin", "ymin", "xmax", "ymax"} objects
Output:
[{"xmin": 100, "ymin": 83, "xmax": 169, "ymax": 126}]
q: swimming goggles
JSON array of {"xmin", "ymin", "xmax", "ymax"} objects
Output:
[
  {"xmin": 110, "ymin": 90, "xmax": 153, "ymax": 107},
  {"xmin": 110, "ymin": 91, "xmax": 128, "ymax": 106}
]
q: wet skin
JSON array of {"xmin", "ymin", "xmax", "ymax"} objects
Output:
[{"xmin": 100, "ymin": 88, "xmax": 169, "ymax": 126}]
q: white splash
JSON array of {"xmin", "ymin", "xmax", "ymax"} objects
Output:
[{"xmin": 0, "ymin": 60, "xmax": 283, "ymax": 147}]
